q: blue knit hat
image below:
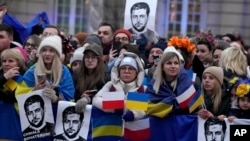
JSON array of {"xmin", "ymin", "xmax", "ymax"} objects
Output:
[{"xmin": 151, "ymin": 41, "xmax": 167, "ymax": 51}]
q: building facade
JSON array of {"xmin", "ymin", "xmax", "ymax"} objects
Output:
[{"xmin": 7, "ymin": 0, "xmax": 250, "ymax": 45}]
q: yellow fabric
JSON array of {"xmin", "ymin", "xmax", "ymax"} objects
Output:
[
  {"xmin": 126, "ymin": 101, "xmax": 148, "ymax": 111},
  {"xmin": 92, "ymin": 125, "xmax": 123, "ymax": 138},
  {"xmin": 146, "ymin": 102, "xmax": 173, "ymax": 118},
  {"xmin": 14, "ymin": 81, "xmax": 33, "ymax": 113},
  {"xmin": 189, "ymin": 94, "xmax": 203, "ymax": 113},
  {"xmin": 4, "ymin": 79, "xmax": 17, "ymax": 91}
]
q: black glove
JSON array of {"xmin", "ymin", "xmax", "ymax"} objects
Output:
[
  {"xmin": 122, "ymin": 110, "xmax": 135, "ymax": 122},
  {"xmin": 136, "ymin": 34, "xmax": 147, "ymax": 52},
  {"xmin": 114, "ymin": 109, "xmax": 124, "ymax": 115}
]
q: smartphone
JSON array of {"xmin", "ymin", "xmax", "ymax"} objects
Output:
[
  {"xmin": 112, "ymin": 41, "xmax": 121, "ymax": 51},
  {"xmin": 153, "ymin": 56, "xmax": 161, "ymax": 66},
  {"xmin": 112, "ymin": 41, "xmax": 121, "ymax": 58},
  {"xmin": 37, "ymin": 74, "xmax": 46, "ymax": 82}
]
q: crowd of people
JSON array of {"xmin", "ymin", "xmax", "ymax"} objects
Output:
[{"xmin": 0, "ymin": 2, "xmax": 250, "ymax": 141}]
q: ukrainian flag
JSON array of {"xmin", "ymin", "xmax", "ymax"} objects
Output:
[
  {"xmin": 126, "ymin": 92, "xmax": 149, "ymax": 111},
  {"xmin": 91, "ymin": 106, "xmax": 123, "ymax": 141},
  {"xmin": 188, "ymin": 89, "xmax": 203, "ymax": 113}
]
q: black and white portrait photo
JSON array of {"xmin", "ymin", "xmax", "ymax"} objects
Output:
[
  {"xmin": 17, "ymin": 89, "xmax": 54, "ymax": 141},
  {"xmin": 54, "ymin": 101, "xmax": 91, "ymax": 141},
  {"xmin": 124, "ymin": 0, "xmax": 158, "ymax": 42},
  {"xmin": 198, "ymin": 117, "xmax": 250, "ymax": 141},
  {"xmin": 198, "ymin": 117, "xmax": 229, "ymax": 141}
]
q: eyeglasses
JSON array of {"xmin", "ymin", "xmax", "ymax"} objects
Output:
[
  {"xmin": 24, "ymin": 42, "xmax": 37, "ymax": 49},
  {"xmin": 120, "ymin": 66, "xmax": 136, "ymax": 72},
  {"xmin": 115, "ymin": 37, "xmax": 129, "ymax": 42},
  {"xmin": 84, "ymin": 55, "xmax": 98, "ymax": 60}
]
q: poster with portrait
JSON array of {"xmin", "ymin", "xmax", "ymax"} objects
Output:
[
  {"xmin": 197, "ymin": 117, "xmax": 250, "ymax": 141},
  {"xmin": 124, "ymin": 0, "xmax": 158, "ymax": 42},
  {"xmin": 54, "ymin": 101, "xmax": 92, "ymax": 141},
  {"xmin": 16, "ymin": 89, "xmax": 54, "ymax": 141}
]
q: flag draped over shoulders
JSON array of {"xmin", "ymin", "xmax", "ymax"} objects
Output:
[{"xmin": 146, "ymin": 68, "xmax": 201, "ymax": 118}]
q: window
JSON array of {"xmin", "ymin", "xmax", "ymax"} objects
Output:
[
  {"xmin": 56, "ymin": 0, "xmax": 88, "ymax": 35},
  {"xmin": 167, "ymin": 0, "xmax": 204, "ymax": 38}
]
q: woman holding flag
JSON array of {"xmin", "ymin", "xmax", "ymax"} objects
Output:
[
  {"xmin": 146, "ymin": 47, "xmax": 202, "ymax": 140},
  {"xmin": 92, "ymin": 52, "xmax": 147, "ymax": 140},
  {"xmin": 197, "ymin": 66, "xmax": 231, "ymax": 119},
  {"xmin": 0, "ymin": 47, "xmax": 27, "ymax": 140}
]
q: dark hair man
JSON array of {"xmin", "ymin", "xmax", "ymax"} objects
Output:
[
  {"xmin": 23, "ymin": 95, "xmax": 54, "ymax": 140},
  {"xmin": 128, "ymin": 2, "xmax": 155, "ymax": 43},
  {"xmin": 204, "ymin": 117, "xmax": 226, "ymax": 141},
  {"xmin": 54, "ymin": 106, "xmax": 84, "ymax": 141},
  {"xmin": 0, "ymin": 23, "xmax": 13, "ymax": 53},
  {"xmin": 97, "ymin": 22, "xmax": 115, "ymax": 62}
]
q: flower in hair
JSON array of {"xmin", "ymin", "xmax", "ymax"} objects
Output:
[
  {"xmin": 195, "ymin": 30, "xmax": 215, "ymax": 47},
  {"xmin": 168, "ymin": 36, "xmax": 196, "ymax": 53},
  {"xmin": 230, "ymin": 77, "xmax": 250, "ymax": 97}
]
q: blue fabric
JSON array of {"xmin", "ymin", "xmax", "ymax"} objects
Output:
[
  {"xmin": 23, "ymin": 65, "xmax": 74, "ymax": 101},
  {"xmin": 146, "ymin": 68, "xmax": 193, "ymax": 111},
  {"xmin": 3, "ymin": 11, "xmax": 50, "ymax": 44},
  {"xmin": 0, "ymin": 102, "xmax": 23, "ymax": 140},
  {"xmin": 146, "ymin": 115, "xmax": 198, "ymax": 141},
  {"xmin": 88, "ymin": 106, "xmax": 123, "ymax": 141},
  {"xmin": 23, "ymin": 65, "xmax": 74, "ymax": 126},
  {"xmin": 107, "ymin": 58, "xmax": 117, "ymax": 76},
  {"xmin": 136, "ymin": 34, "xmax": 147, "ymax": 51},
  {"xmin": 3, "ymin": 13, "xmax": 28, "ymax": 44},
  {"xmin": 123, "ymin": 110, "xmax": 135, "ymax": 122}
]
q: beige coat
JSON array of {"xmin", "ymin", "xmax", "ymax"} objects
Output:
[{"xmin": 92, "ymin": 52, "xmax": 146, "ymax": 120}]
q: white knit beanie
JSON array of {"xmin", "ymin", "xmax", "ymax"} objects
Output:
[
  {"xmin": 164, "ymin": 46, "xmax": 184, "ymax": 62},
  {"xmin": 119, "ymin": 56, "xmax": 138, "ymax": 72},
  {"xmin": 38, "ymin": 35, "xmax": 62, "ymax": 57},
  {"xmin": 70, "ymin": 47, "xmax": 85, "ymax": 64}
]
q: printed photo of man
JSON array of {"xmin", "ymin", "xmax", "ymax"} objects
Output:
[
  {"xmin": 204, "ymin": 117, "xmax": 226, "ymax": 141},
  {"xmin": 128, "ymin": 2, "xmax": 155, "ymax": 42},
  {"xmin": 54, "ymin": 106, "xmax": 84, "ymax": 141},
  {"xmin": 23, "ymin": 95, "xmax": 54, "ymax": 140}
]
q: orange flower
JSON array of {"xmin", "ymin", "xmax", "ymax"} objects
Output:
[{"xmin": 168, "ymin": 36, "xmax": 195, "ymax": 53}]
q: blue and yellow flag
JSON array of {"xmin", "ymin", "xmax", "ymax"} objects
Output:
[{"xmin": 126, "ymin": 92, "xmax": 149, "ymax": 111}]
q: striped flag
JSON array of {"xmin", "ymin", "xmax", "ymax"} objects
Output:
[
  {"xmin": 176, "ymin": 85, "xmax": 196, "ymax": 109},
  {"xmin": 126, "ymin": 92, "xmax": 149, "ymax": 111},
  {"xmin": 91, "ymin": 107, "xmax": 123, "ymax": 141},
  {"xmin": 4, "ymin": 75, "xmax": 23, "ymax": 91},
  {"xmin": 189, "ymin": 89, "xmax": 203, "ymax": 113},
  {"xmin": 123, "ymin": 117, "xmax": 150, "ymax": 141},
  {"xmin": 102, "ymin": 91, "xmax": 124, "ymax": 110}
]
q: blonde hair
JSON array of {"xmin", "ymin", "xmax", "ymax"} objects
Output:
[
  {"xmin": 219, "ymin": 47, "xmax": 247, "ymax": 76},
  {"xmin": 201, "ymin": 75, "xmax": 222, "ymax": 114},
  {"xmin": 34, "ymin": 51, "xmax": 62, "ymax": 86},
  {"xmin": 1, "ymin": 49, "xmax": 26, "ymax": 71},
  {"xmin": 153, "ymin": 52, "xmax": 180, "ymax": 93}
]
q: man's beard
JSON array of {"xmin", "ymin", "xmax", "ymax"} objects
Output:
[
  {"xmin": 65, "ymin": 127, "xmax": 80, "ymax": 138},
  {"xmin": 30, "ymin": 116, "xmax": 44, "ymax": 128},
  {"xmin": 132, "ymin": 23, "xmax": 146, "ymax": 32}
]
